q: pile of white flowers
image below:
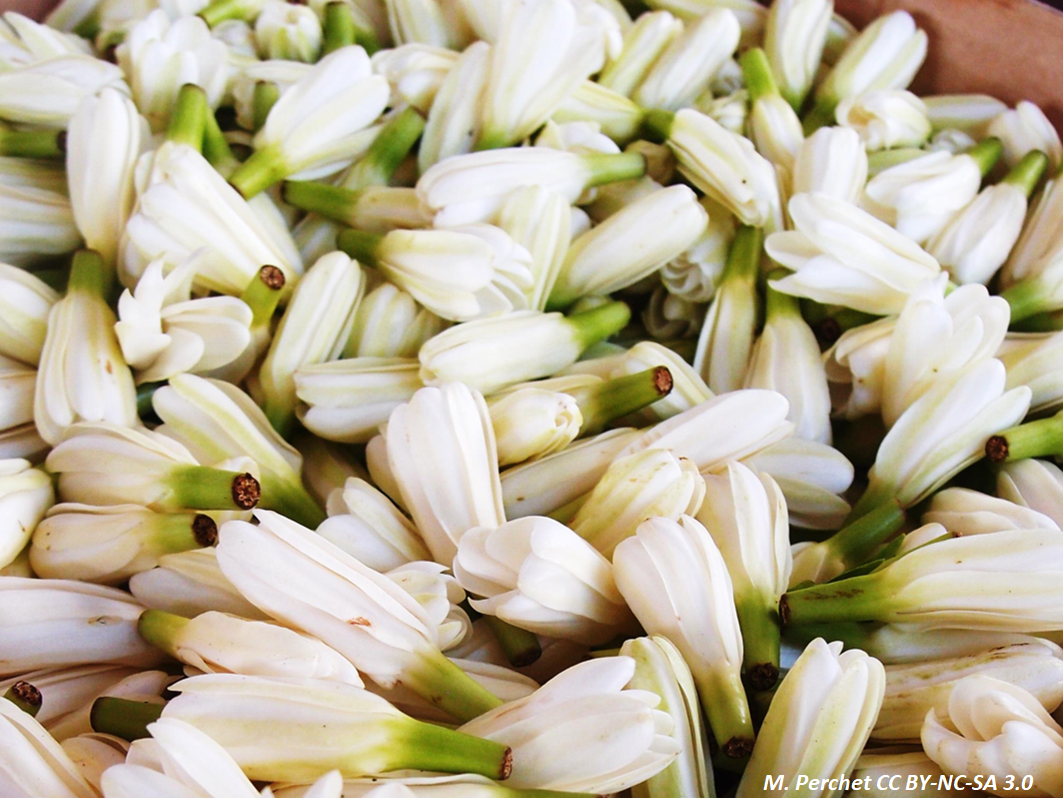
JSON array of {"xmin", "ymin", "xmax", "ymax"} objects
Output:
[{"xmin": 5, "ymin": 0, "xmax": 1063, "ymax": 795}]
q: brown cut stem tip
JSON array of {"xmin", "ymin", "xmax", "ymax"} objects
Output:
[
  {"xmin": 747, "ymin": 662, "xmax": 779, "ymax": 692},
  {"xmin": 231, "ymin": 473, "xmax": 261, "ymax": 509},
  {"xmin": 499, "ymin": 747, "xmax": 513, "ymax": 780},
  {"xmin": 814, "ymin": 318, "xmax": 842, "ymax": 346},
  {"xmin": 56, "ymin": 131, "xmax": 68, "ymax": 154},
  {"xmin": 653, "ymin": 366, "xmax": 673, "ymax": 396},
  {"xmin": 778, "ymin": 594, "xmax": 791, "ymax": 627},
  {"xmin": 192, "ymin": 514, "xmax": 219, "ymax": 547},
  {"xmin": 11, "ymin": 681, "xmax": 42, "ymax": 708},
  {"xmin": 259, "ymin": 265, "xmax": 286, "ymax": 290},
  {"xmin": 985, "ymin": 435, "xmax": 1009, "ymax": 463},
  {"xmin": 722, "ymin": 736, "xmax": 755, "ymax": 759}
]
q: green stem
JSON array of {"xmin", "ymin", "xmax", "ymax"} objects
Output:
[
  {"xmin": 284, "ymin": 181, "xmax": 364, "ymax": 226},
  {"xmin": 239, "ymin": 265, "xmax": 287, "ymax": 328},
  {"xmin": 867, "ymin": 147, "xmax": 925, "ymax": 177},
  {"xmin": 566, "ymin": 300, "xmax": 632, "ymax": 351},
  {"xmin": 229, "ymin": 144, "xmax": 288, "ymax": 199},
  {"xmin": 341, "ymin": 107, "xmax": 425, "ymax": 190},
  {"xmin": 802, "ymin": 101, "xmax": 836, "ymax": 135},
  {"xmin": 252, "ymin": 81, "xmax": 280, "ymax": 133},
  {"xmin": 781, "ymin": 620, "xmax": 878, "ymax": 653},
  {"xmin": 136, "ymin": 381, "xmax": 165, "ymax": 420},
  {"xmin": 202, "ymin": 111, "xmax": 238, "ymax": 174},
  {"xmin": 572, "ymin": 366, "xmax": 674, "ymax": 435},
  {"xmin": 199, "ymin": 0, "xmax": 260, "ymax": 26},
  {"xmin": 967, "ymin": 136, "xmax": 1003, "ymax": 177},
  {"xmin": 403, "ymin": 651, "xmax": 504, "ymax": 723},
  {"xmin": 169, "ymin": 465, "xmax": 261, "ymax": 512},
  {"xmin": 639, "ymin": 109, "xmax": 675, "ymax": 144},
  {"xmin": 694, "ymin": 669, "xmax": 754, "ymax": 759},
  {"xmin": 167, "ymin": 85, "xmax": 208, "ymax": 151},
  {"xmin": 724, "ymin": 225, "xmax": 763, "ymax": 283},
  {"xmin": 1012, "ymin": 309, "xmax": 1063, "ymax": 332},
  {"xmin": 137, "ymin": 609, "xmax": 190, "ymax": 659},
  {"xmin": 3, "ymin": 682, "xmax": 42, "ymax": 717},
  {"xmin": 736, "ymin": 599, "xmax": 781, "ymax": 691},
  {"xmin": 485, "ymin": 616, "xmax": 542, "ymax": 667},
  {"xmin": 781, "ymin": 572, "xmax": 889, "ymax": 626},
  {"xmin": 71, "ymin": 11, "xmax": 101, "ymax": 39},
  {"xmin": 1002, "ymin": 276, "xmax": 1056, "ymax": 323},
  {"xmin": 829, "ymin": 498, "xmax": 907, "ymax": 566},
  {"xmin": 581, "ymin": 152, "xmax": 647, "ymax": 188},
  {"xmin": 67, "ymin": 250, "xmax": 112, "ymax": 298},
  {"xmin": 393, "ymin": 718, "xmax": 512, "ymax": 780},
  {"xmin": 336, "ymin": 228, "xmax": 383, "ymax": 266},
  {"xmin": 986, "ymin": 410, "xmax": 1063, "ymax": 463},
  {"xmin": 258, "ymin": 474, "xmax": 327, "ymax": 528},
  {"xmin": 90, "ymin": 698, "xmax": 164, "ymax": 741},
  {"xmin": 739, "ymin": 47, "xmax": 779, "ymax": 103},
  {"xmin": 322, "ymin": 2, "xmax": 356, "ymax": 53},
  {"xmin": 1003, "ymin": 150, "xmax": 1050, "ymax": 197},
  {"xmin": 0, "ymin": 124, "xmax": 64, "ymax": 160}
]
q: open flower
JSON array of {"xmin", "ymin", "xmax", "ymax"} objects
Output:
[{"xmin": 836, "ymin": 89, "xmax": 930, "ymax": 151}]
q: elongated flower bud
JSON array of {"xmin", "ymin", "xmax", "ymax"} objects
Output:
[
  {"xmin": 763, "ymin": 0, "xmax": 831, "ymax": 110},
  {"xmin": 217, "ymin": 511, "xmax": 504, "ymax": 722},
  {"xmin": 345, "ymin": 282, "xmax": 447, "ymax": 359},
  {"xmin": 837, "ymin": 89, "xmax": 930, "ymax": 152},
  {"xmin": 791, "ymin": 126, "xmax": 868, "ymax": 204},
  {"xmin": 497, "ymin": 185, "xmax": 571, "ymax": 312},
  {"xmin": 0, "ymin": 694, "xmax": 98, "ymax": 798},
  {"xmin": 741, "ymin": 47, "xmax": 803, "ymax": 175},
  {"xmin": 0, "ymin": 264, "xmax": 57, "ymax": 367},
  {"xmin": 130, "ymin": 548, "xmax": 268, "ymax": 621},
  {"xmin": 736, "ymin": 639, "xmax": 885, "ymax": 797},
  {"xmin": 30, "ymin": 504, "xmax": 218, "ymax": 585},
  {"xmin": 987, "ymin": 100, "xmax": 1063, "ymax": 170},
  {"xmin": 923, "ymin": 487, "xmax": 1058, "ymax": 537},
  {"xmin": 0, "ymin": 458, "xmax": 52, "ymax": 571},
  {"xmin": 454, "ymin": 516, "xmax": 632, "ymax": 645},
  {"xmin": 0, "ymin": 184, "xmax": 80, "ymax": 267},
  {"xmin": 598, "ymin": 11, "xmax": 682, "ymax": 98},
  {"xmin": 997, "ymin": 332, "xmax": 1063, "ymax": 416},
  {"xmin": 255, "ymin": 1, "xmax": 322, "ymax": 61},
  {"xmin": 0, "ymin": 55, "xmax": 126, "ymax": 130},
  {"xmin": 924, "ymin": 93, "xmax": 1008, "ymax": 136},
  {"xmin": 164, "ymin": 673, "xmax": 512, "ymax": 782},
  {"xmin": 487, "ymin": 389, "xmax": 581, "ymax": 467},
  {"xmin": 614, "ymin": 515, "xmax": 752, "ymax": 758}
]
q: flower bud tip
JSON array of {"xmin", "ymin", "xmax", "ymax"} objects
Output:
[{"xmin": 232, "ymin": 473, "xmax": 261, "ymax": 509}]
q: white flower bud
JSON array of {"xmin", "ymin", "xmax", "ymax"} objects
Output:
[
  {"xmin": 666, "ymin": 108, "xmax": 782, "ymax": 228},
  {"xmin": 129, "ymin": 547, "xmax": 269, "ymax": 621},
  {"xmin": 0, "ymin": 11, "xmax": 89, "ymax": 68},
  {"xmin": 115, "ymin": 259, "xmax": 253, "ymax": 384},
  {"xmin": 1004, "ymin": 173, "xmax": 1063, "ymax": 288},
  {"xmin": 549, "ymin": 185, "xmax": 707, "ymax": 309},
  {"xmin": 117, "ymin": 11, "xmax": 227, "ymax": 130},
  {"xmin": 924, "ymin": 93, "xmax": 1008, "ymax": 136},
  {"xmin": 999, "ymin": 332, "xmax": 1063, "ymax": 415},
  {"xmin": 634, "ymin": 9, "xmax": 739, "ymax": 112},
  {"xmin": 0, "ymin": 185, "xmax": 80, "ymax": 267},
  {"xmin": 60, "ymin": 734, "xmax": 128, "ymax": 792},
  {"xmin": 346, "ymin": 282, "xmax": 448, "ymax": 359},
  {"xmin": 997, "ymin": 458, "xmax": 1063, "ymax": 530},
  {"xmin": 0, "ymin": 695, "xmax": 98, "ymax": 798},
  {"xmin": 318, "ymin": 477, "xmax": 430, "ymax": 572},
  {"xmin": 0, "ymin": 55, "xmax": 126, "ymax": 129},
  {"xmin": 736, "ymin": 639, "xmax": 885, "ymax": 797},
  {"xmin": 231, "ymin": 59, "xmax": 313, "ymax": 131},
  {"xmin": 924, "ymin": 487, "xmax": 1059, "ymax": 537},
  {"xmin": 0, "ymin": 458, "xmax": 52, "ymax": 571},
  {"xmin": 836, "ymin": 89, "xmax": 931, "ymax": 151},
  {"xmin": 878, "ymin": 641, "xmax": 1063, "ymax": 743},
  {"xmin": 763, "ymin": 0, "xmax": 832, "ymax": 109},
  {"xmin": 696, "ymin": 88, "xmax": 748, "ymax": 134},
  {"xmin": 768, "ymin": 192, "xmax": 941, "ymax": 315},
  {"xmin": 661, "ymin": 197, "xmax": 733, "ymax": 302},
  {"xmin": 454, "ymin": 516, "xmax": 632, "ymax": 644},
  {"xmin": 749, "ymin": 93, "xmax": 803, "ymax": 175},
  {"xmin": 459, "ymin": 657, "xmax": 678, "ymax": 793},
  {"xmin": 370, "ymin": 44, "xmax": 457, "ymax": 113},
  {"xmin": 385, "ymin": 561, "xmax": 471, "ymax": 652},
  {"xmin": 988, "ymin": 100, "xmax": 1063, "ymax": 170},
  {"xmin": 417, "ymin": 41, "xmax": 490, "ymax": 171},
  {"xmin": 66, "ymin": 88, "xmax": 148, "ymax": 267},
  {"xmin": 487, "ymin": 388, "xmax": 581, "ymax": 467},
  {"xmin": 497, "ymin": 185, "xmax": 571, "ymax": 312},
  {"xmin": 0, "ymin": 354, "xmax": 34, "ymax": 441},
  {"xmin": 792, "ymin": 126, "xmax": 868, "ymax": 204},
  {"xmin": 609, "ymin": 340, "xmax": 712, "ymax": 420},
  {"xmin": 255, "ymin": 1, "xmax": 322, "ymax": 62},
  {"xmin": 598, "ymin": 10, "xmax": 682, "ymax": 98}
]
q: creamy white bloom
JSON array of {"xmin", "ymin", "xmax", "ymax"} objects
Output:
[
  {"xmin": 0, "ymin": 354, "xmax": 34, "ymax": 441},
  {"xmin": 692, "ymin": 261, "xmax": 757, "ymax": 395},
  {"xmin": 255, "ymin": 1, "xmax": 321, "ymax": 62},
  {"xmin": 231, "ymin": 59, "xmax": 313, "ymax": 131},
  {"xmin": 60, "ymin": 733, "xmax": 128, "ymax": 792},
  {"xmin": 598, "ymin": 10, "xmax": 682, "ymax": 98},
  {"xmin": 454, "ymin": 516, "xmax": 632, "ymax": 644},
  {"xmin": 0, "ymin": 695, "xmax": 98, "ymax": 798},
  {"xmin": 988, "ymin": 100, "xmax": 1063, "ymax": 170},
  {"xmin": 661, "ymin": 197, "xmax": 733, "ymax": 303},
  {"xmin": 736, "ymin": 639, "xmax": 885, "ymax": 798},
  {"xmin": 0, "ymin": 55, "xmax": 126, "ymax": 130},
  {"xmin": 477, "ymin": 0, "xmax": 608, "ymax": 149},
  {"xmin": 460, "ymin": 657, "xmax": 677, "ymax": 793},
  {"xmin": 791, "ymin": 126, "xmax": 868, "ymax": 204},
  {"xmin": 666, "ymin": 108, "xmax": 782, "ymax": 228},
  {"xmin": 117, "ymin": 11, "xmax": 228, "ymax": 130},
  {"xmin": 29, "ymin": 503, "xmax": 218, "ymax": 584},
  {"xmin": 763, "ymin": 0, "xmax": 831, "ymax": 109},
  {"xmin": 1003, "ymin": 174, "xmax": 1063, "ymax": 288},
  {"xmin": 122, "ymin": 142, "xmax": 303, "ymax": 295},
  {"xmin": 417, "ymin": 41, "xmax": 490, "ymax": 171},
  {"xmin": 836, "ymin": 89, "xmax": 931, "ymax": 151},
  {"xmin": 0, "ymin": 184, "xmax": 80, "ymax": 267},
  {"xmin": 748, "ymin": 91, "xmax": 804, "ymax": 176},
  {"xmin": 814, "ymin": 11, "xmax": 927, "ymax": 109},
  {"xmin": 549, "ymin": 185, "xmax": 707, "ymax": 308},
  {"xmin": 925, "ymin": 93, "xmax": 1009, "ymax": 136},
  {"xmin": 0, "ymin": 12, "xmax": 89, "ymax": 68},
  {"xmin": 604, "ymin": 340, "xmax": 713, "ymax": 420},
  {"xmin": 0, "ymin": 459, "xmax": 52, "ymax": 570},
  {"xmin": 370, "ymin": 44, "xmax": 458, "ymax": 113},
  {"xmin": 116, "ymin": 258, "xmax": 253, "ymax": 384},
  {"xmin": 877, "ymin": 641, "xmax": 1063, "ymax": 743},
  {"xmin": 999, "ymin": 332, "xmax": 1063, "ymax": 416},
  {"xmin": 130, "ymin": 548, "xmax": 269, "ymax": 621},
  {"xmin": 614, "ymin": 515, "xmax": 752, "ymax": 756},
  {"xmin": 487, "ymin": 389, "xmax": 581, "ymax": 467},
  {"xmin": 0, "ymin": 578, "xmax": 163, "ymax": 676},
  {"xmin": 385, "ymin": 560, "xmax": 471, "ymax": 652},
  {"xmin": 998, "ymin": 459, "xmax": 1063, "ymax": 530},
  {"xmin": 767, "ymin": 192, "xmax": 941, "ymax": 315},
  {"xmin": 496, "ymin": 185, "xmax": 571, "ymax": 312},
  {"xmin": 346, "ymin": 282, "xmax": 448, "ymax": 359},
  {"xmin": 634, "ymin": 9, "xmax": 739, "ymax": 112},
  {"xmin": 66, "ymin": 88, "xmax": 147, "ymax": 267},
  {"xmin": 924, "ymin": 487, "xmax": 1059, "ymax": 537},
  {"xmin": 0, "ymin": 263, "xmax": 58, "ymax": 367}
]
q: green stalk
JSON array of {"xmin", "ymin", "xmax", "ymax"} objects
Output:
[
  {"xmin": 866, "ymin": 148, "xmax": 926, "ymax": 177},
  {"xmin": 322, "ymin": 1, "xmax": 357, "ymax": 53},
  {"xmin": 581, "ymin": 151, "xmax": 647, "ymax": 187},
  {"xmin": 571, "ymin": 366, "xmax": 674, "ymax": 435},
  {"xmin": 566, "ymin": 300, "xmax": 632, "ymax": 351},
  {"xmin": 967, "ymin": 136, "xmax": 1004, "ymax": 177},
  {"xmin": 252, "ymin": 81, "xmax": 280, "ymax": 133},
  {"xmin": 403, "ymin": 650, "xmax": 504, "ymax": 723},
  {"xmin": 486, "ymin": 616, "xmax": 542, "ymax": 667},
  {"xmin": 739, "ymin": 47, "xmax": 779, "ymax": 103},
  {"xmin": 240, "ymin": 265, "xmax": 287, "ymax": 328},
  {"xmin": 341, "ymin": 107, "xmax": 425, "ymax": 190},
  {"xmin": 986, "ymin": 409, "xmax": 1063, "ymax": 463},
  {"xmin": 136, "ymin": 381, "xmax": 165, "ymax": 421},
  {"xmin": 138, "ymin": 609, "xmax": 191, "ymax": 659},
  {"xmin": 202, "ymin": 111, "xmax": 239, "ymax": 175},
  {"xmin": 781, "ymin": 572, "xmax": 889, "ymax": 627},
  {"xmin": 736, "ymin": 598, "xmax": 781, "ymax": 691},
  {"xmin": 199, "ymin": 0, "xmax": 260, "ymax": 26},
  {"xmin": 257, "ymin": 474, "xmax": 327, "ymax": 528},
  {"xmin": 827, "ymin": 498, "xmax": 907, "ymax": 567},
  {"xmin": 393, "ymin": 719, "xmax": 512, "ymax": 780},
  {"xmin": 694, "ymin": 669, "xmax": 754, "ymax": 759},
  {"xmin": 639, "ymin": 109, "xmax": 675, "ymax": 144},
  {"xmin": 723, "ymin": 225, "xmax": 763, "ymax": 288},
  {"xmin": 90, "ymin": 698, "xmax": 164, "ymax": 741},
  {"xmin": 3, "ymin": 682, "xmax": 42, "ymax": 717},
  {"xmin": 157, "ymin": 512, "xmax": 219, "ymax": 551},
  {"xmin": 1001, "ymin": 276, "xmax": 1055, "ymax": 323},
  {"xmin": 336, "ymin": 228, "xmax": 384, "ymax": 267},
  {"xmin": 167, "ymin": 85, "xmax": 209, "ymax": 151},
  {"xmin": 801, "ymin": 101, "xmax": 836, "ymax": 135},
  {"xmin": 67, "ymin": 250, "xmax": 113, "ymax": 299},
  {"xmin": 1004, "ymin": 150, "xmax": 1049, "ymax": 197},
  {"xmin": 284, "ymin": 181, "xmax": 364, "ymax": 226},
  {"xmin": 1012, "ymin": 309, "xmax": 1063, "ymax": 332},
  {"xmin": 169, "ymin": 465, "xmax": 261, "ymax": 512},
  {"xmin": 0, "ymin": 124, "xmax": 65, "ymax": 160},
  {"xmin": 229, "ymin": 143, "xmax": 288, "ymax": 199}
]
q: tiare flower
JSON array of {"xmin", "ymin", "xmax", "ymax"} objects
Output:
[
  {"xmin": 129, "ymin": 547, "xmax": 269, "ymax": 621},
  {"xmin": 487, "ymin": 387, "xmax": 581, "ymax": 467},
  {"xmin": 345, "ymin": 282, "xmax": 447, "ymax": 359},
  {"xmin": 254, "ymin": 1, "xmax": 322, "ymax": 62},
  {"xmin": 997, "ymin": 458, "xmax": 1063, "ymax": 529},
  {"xmin": 741, "ymin": 47, "xmax": 804, "ymax": 175},
  {"xmin": 0, "ymin": 184, "xmax": 81, "ymax": 267},
  {"xmin": 163, "ymin": 673, "xmax": 513, "ymax": 782},
  {"xmin": 453, "ymin": 515, "xmax": 633, "ymax": 645},
  {"xmin": 458, "ymin": 657, "xmax": 678, "ymax": 793},
  {"xmin": 998, "ymin": 331, "xmax": 1063, "ymax": 416},
  {"xmin": 0, "ymin": 459, "xmax": 52, "ymax": 571},
  {"xmin": 614, "ymin": 515, "xmax": 753, "ymax": 758},
  {"xmin": 496, "ymin": 185, "xmax": 571, "ymax": 312},
  {"xmin": 836, "ymin": 89, "xmax": 931, "ymax": 151},
  {"xmin": 987, "ymin": 100, "xmax": 1063, "ymax": 170},
  {"xmin": 597, "ymin": 10, "xmax": 683, "ymax": 98},
  {"xmin": 766, "ymin": 192, "xmax": 941, "ymax": 315},
  {"xmin": 216, "ymin": 510, "xmax": 505, "ymax": 722},
  {"xmin": 0, "ymin": 694, "xmax": 98, "ymax": 798},
  {"xmin": 923, "ymin": 487, "xmax": 1059, "ymax": 537},
  {"xmin": 735, "ymin": 638, "xmax": 885, "ymax": 797},
  {"xmin": 791, "ymin": 126, "xmax": 868, "ymax": 204},
  {"xmin": 0, "ymin": 263, "xmax": 58, "ymax": 367},
  {"xmin": 0, "ymin": 55, "xmax": 126, "ymax": 130},
  {"xmin": 762, "ymin": 0, "xmax": 832, "ymax": 110}
]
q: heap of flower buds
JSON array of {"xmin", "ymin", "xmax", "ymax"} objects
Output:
[{"xmin": 4, "ymin": 0, "xmax": 1063, "ymax": 795}]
